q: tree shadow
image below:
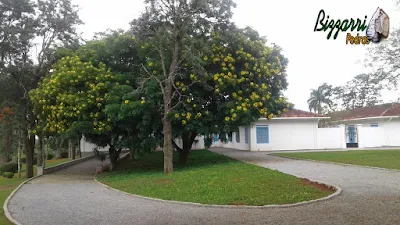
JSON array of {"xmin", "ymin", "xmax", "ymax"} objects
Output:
[{"xmin": 113, "ymin": 150, "xmax": 236, "ymax": 174}]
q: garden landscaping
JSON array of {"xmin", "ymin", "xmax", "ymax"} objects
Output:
[
  {"xmin": 274, "ymin": 150, "xmax": 400, "ymax": 170},
  {"xmin": 97, "ymin": 150, "xmax": 335, "ymax": 206}
]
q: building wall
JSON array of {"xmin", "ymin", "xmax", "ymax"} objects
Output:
[
  {"xmin": 80, "ymin": 138, "xmax": 109, "ymax": 153},
  {"xmin": 317, "ymin": 126, "xmax": 346, "ymax": 149},
  {"xmin": 358, "ymin": 127, "xmax": 385, "ymax": 148},
  {"xmin": 340, "ymin": 118, "xmax": 400, "ymax": 147},
  {"xmin": 248, "ymin": 119, "xmax": 346, "ymax": 151}
]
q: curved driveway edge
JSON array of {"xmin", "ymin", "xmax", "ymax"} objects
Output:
[
  {"xmin": 3, "ymin": 155, "xmax": 94, "ymax": 225},
  {"xmin": 6, "ymin": 148, "xmax": 400, "ymax": 225},
  {"xmin": 94, "ymin": 177, "xmax": 342, "ymax": 209},
  {"xmin": 3, "ymin": 175, "xmax": 42, "ymax": 225}
]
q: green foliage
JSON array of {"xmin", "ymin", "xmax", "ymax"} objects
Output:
[
  {"xmin": 46, "ymin": 152, "xmax": 55, "ymax": 160},
  {"xmin": 30, "ymin": 55, "xmax": 120, "ymax": 136},
  {"xmin": 0, "ymin": 162, "xmax": 18, "ymax": 174},
  {"xmin": 2, "ymin": 172, "xmax": 14, "ymax": 179},
  {"xmin": 60, "ymin": 152, "xmax": 69, "ymax": 159},
  {"xmin": 307, "ymin": 83, "xmax": 334, "ymax": 114},
  {"xmin": 169, "ymin": 27, "xmax": 289, "ymax": 139}
]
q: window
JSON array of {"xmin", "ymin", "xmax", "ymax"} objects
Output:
[
  {"xmin": 256, "ymin": 126, "xmax": 269, "ymax": 144},
  {"xmin": 228, "ymin": 132, "xmax": 233, "ymax": 142},
  {"xmin": 236, "ymin": 130, "xmax": 240, "ymax": 143},
  {"xmin": 370, "ymin": 123, "xmax": 378, "ymax": 127},
  {"xmin": 244, "ymin": 127, "xmax": 249, "ymax": 144},
  {"xmin": 213, "ymin": 134, "xmax": 218, "ymax": 142}
]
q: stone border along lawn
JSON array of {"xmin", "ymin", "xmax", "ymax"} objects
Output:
[
  {"xmin": 1, "ymin": 157, "xmax": 81, "ymax": 225},
  {"xmin": 273, "ymin": 150, "xmax": 400, "ymax": 170},
  {"xmin": 96, "ymin": 150, "xmax": 336, "ymax": 206}
]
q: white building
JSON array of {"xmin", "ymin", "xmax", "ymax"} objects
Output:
[{"xmin": 180, "ymin": 109, "xmax": 347, "ymax": 151}]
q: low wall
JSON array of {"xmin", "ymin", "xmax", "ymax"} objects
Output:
[
  {"xmin": 317, "ymin": 127, "xmax": 346, "ymax": 149},
  {"xmin": 358, "ymin": 127, "xmax": 385, "ymax": 148},
  {"xmin": 40, "ymin": 155, "xmax": 95, "ymax": 175}
]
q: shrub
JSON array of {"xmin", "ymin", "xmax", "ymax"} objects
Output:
[
  {"xmin": 20, "ymin": 157, "xmax": 38, "ymax": 165},
  {"xmin": 2, "ymin": 172, "xmax": 14, "ymax": 178},
  {"xmin": 60, "ymin": 152, "xmax": 69, "ymax": 159},
  {"xmin": 47, "ymin": 152, "xmax": 55, "ymax": 160},
  {"xmin": 0, "ymin": 162, "xmax": 18, "ymax": 174}
]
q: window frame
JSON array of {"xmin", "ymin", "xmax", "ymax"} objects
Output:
[{"xmin": 256, "ymin": 125, "xmax": 270, "ymax": 144}]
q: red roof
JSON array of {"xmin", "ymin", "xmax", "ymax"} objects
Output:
[
  {"xmin": 330, "ymin": 103, "xmax": 400, "ymax": 121},
  {"xmin": 279, "ymin": 109, "xmax": 326, "ymax": 118}
]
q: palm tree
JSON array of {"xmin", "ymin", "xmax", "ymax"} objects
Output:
[{"xmin": 307, "ymin": 83, "xmax": 333, "ymax": 114}]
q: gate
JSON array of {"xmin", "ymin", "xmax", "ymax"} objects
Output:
[{"xmin": 346, "ymin": 125, "xmax": 358, "ymax": 148}]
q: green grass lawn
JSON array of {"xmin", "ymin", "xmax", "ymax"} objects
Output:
[
  {"xmin": 97, "ymin": 150, "xmax": 334, "ymax": 206},
  {"xmin": 274, "ymin": 150, "xmax": 400, "ymax": 170},
  {"xmin": 1, "ymin": 157, "xmax": 74, "ymax": 224}
]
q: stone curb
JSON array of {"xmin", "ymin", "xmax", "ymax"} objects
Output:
[
  {"xmin": 3, "ymin": 155, "xmax": 94, "ymax": 225},
  {"xmin": 273, "ymin": 154, "xmax": 400, "ymax": 173},
  {"xmin": 43, "ymin": 155, "xmax": 95, "ymax": 175},
  {"xmin": 94, "ymin": 155, "xmax": 342, "ymax": 209},
  {"xmin": 3, "ymin": 174, "xmax": 42, "ymax": 225}
]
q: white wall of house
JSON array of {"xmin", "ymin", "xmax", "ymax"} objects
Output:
[
  {"xmin": 358, "ymin": 126, "xmax": 385, "ymax": 148},
  {"xmin": 80, "ymin": 138, "xmax": 109, "ymax": 153},
  {"xmin": 249, "ymin": 119, "xmax": 317, "ymax": 151},
  {"xmin": 317, "ymin": 126, "xmax": 346, "ymax": 149},
  {"xmin": 247, "ymin": 119, "xmax": 346, "ymax": 151},
  {"xmin": 339, "ymin": 117, "xmax": 400, "ymax": 147}
]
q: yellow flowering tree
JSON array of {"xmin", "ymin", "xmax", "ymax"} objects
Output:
[
  {"xmin": 170, "ymin": 27, "xmax": 290, "ymax": 163},
  {"xmin": 30, "ymin": 55, "xmax": 125, "ymax": 170}
]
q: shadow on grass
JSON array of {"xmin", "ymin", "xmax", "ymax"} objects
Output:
[{"xmin": 113, "ymin": 150, "xmax": 235, "ymax": 174}]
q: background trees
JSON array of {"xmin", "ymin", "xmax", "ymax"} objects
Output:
[
  {"xmin": 0, "ymin": 0, "xmax": 81, "ymax": 178},
  {"xmin": 307, "ymin": 83, "xmax": 334, "ymax": 114}
]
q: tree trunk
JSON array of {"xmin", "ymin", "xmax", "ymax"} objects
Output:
[
  {"xmin": 55, "ymin": 137, "xmax": 63, "ymax": 158},
  {"xmin": 109, "ymin": 145, "xmax": 120, "ymax": 171},
  {"xmin": 78, "ymin": 138, "xmax": 82, "ymax": 158},
  {"xmin": 24, "ymin": 129, "xmax": 35, "ymax": 178},
  {"xmin": 37, "ymin": 135, "xmax": 44, "ymax": 166},
  {"xmin": 69, "ymin": 139, "xmax": 76, "ymax": 160},
  {"xmin": 179, "ymin": 131, "xmax": 197, "ymax": 165}
]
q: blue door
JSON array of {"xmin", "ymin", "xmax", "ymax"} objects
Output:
[{"xmin": 348, "ymin": 125, "xmax": 356, "ymax": 143}]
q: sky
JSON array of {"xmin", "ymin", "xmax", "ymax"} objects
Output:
[{"xmin": 71, "ymin": 0, "xmax": 400, "ymax": 111}]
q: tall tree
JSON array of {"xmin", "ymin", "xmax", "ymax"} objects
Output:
[
  {"xmin": 170, "ymin": 26, "xmax": 289, "ymax": 164},
  {"xmin": 307, "ymin": 83, "xmax": 333, "ymax": 114},
  {"xmin": 131, "ymin": 0, "xmax": 236, "ymax": 174},
  {"xmin": 0, "ymin": 0, "xmax": 82, "ymax": 177},
  {"xmin": 336, "ymin": 73, "xmax": 382, "ymax": 110}
]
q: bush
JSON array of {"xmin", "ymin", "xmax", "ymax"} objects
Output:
[
  {"xmin": 0, "ymin": 162, "xmax": 18, "ymax": 174},
  {"xmin": 47, "ymin": 152, "xmax": 55, "ymax": 160},
  {"xmin": 60, "ymin": 152, "xmax": 69, "ymax": 159},
  {"xmin": 20, "ymin": 157, "xmax": 37, "ymax": 165},
  {"xmin": 2, "ymin": 172, "xmax": 14, "ymax": 178}
]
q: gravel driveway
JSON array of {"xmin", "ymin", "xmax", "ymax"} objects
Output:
[{"xmin": 7, "ymin": 148, "xmax": 400, "ymax": 225}]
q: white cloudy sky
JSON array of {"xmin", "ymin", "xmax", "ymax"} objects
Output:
[{"xmin": 71, "ymin": 0, "xmax": 400, "ymax": 111}]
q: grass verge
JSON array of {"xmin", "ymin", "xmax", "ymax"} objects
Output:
[
  {"xmin": 274, "ymin": 150, "xmax": 400, "ymax": 170},
  {"xmin": 97, "ymin": 150, "xmax": 334, "ymax": 206}
]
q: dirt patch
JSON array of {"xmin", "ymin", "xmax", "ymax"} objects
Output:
[
  {"xmin": 154, "ymin": 179, "xmax": 173, "ymax": 184},
  {"xmin": 0, "ymin": 185, "xmax": 17, "ymax": 191},
  {"xmin": 300, "ymin": 178, "xmax": 336, "ymax": 192}
]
